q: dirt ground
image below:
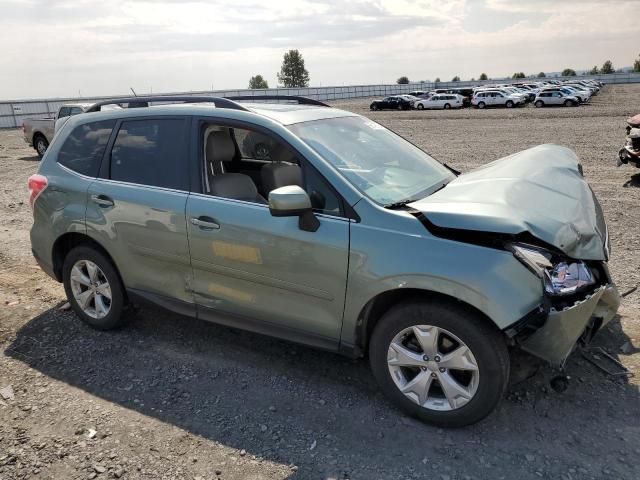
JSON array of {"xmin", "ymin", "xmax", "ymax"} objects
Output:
[{"xmin": 1, "ymin": 85, "xmax": 639, "ymax": 480}]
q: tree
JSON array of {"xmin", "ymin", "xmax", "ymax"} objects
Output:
[
  {"xmin": 600, "ymin": 60, "xmax": 615, "ymax": 74},
  {"xmin": 588, "ymin": 65, "xmax": 599, "ymax": 75},
  {"xmin": 561, "ymin": 68, "xmax": 577, "ymax": 77},
  {"xmin": 277, "ymin": 49, "xmax": 309, "ymax": 88},
  {"xmin": 396, "ymin": 76, "xmax": 409, "ymax": 84},
  {"xmin": 434, "ymin": 77, "xmax": 441, "ymax": 83},
  {"xmin": 451, "ymin": 75, "xmax": 460, "ymax": 82},
  {"xmin": 512, "ymin": 72, "xmax": 525, "ymax": 79},
  {"xmin": 248, "ymin": 75, "xmax": 269, "ymax": 89},
  {"xmin": 537, "ymin": 71, "xmax": 546, "ymax": 78},
  {"xmin": 634, "ymin": 53, "xmax": 640, "ymax": 73},
  {"xmin": 479, "ymin": 73, "xmax": 488, "ymax": 80}
]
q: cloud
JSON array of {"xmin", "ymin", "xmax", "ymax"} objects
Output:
[{"xmin": 0, "ymin": 0, "xmax": 639, "ymax": 98}]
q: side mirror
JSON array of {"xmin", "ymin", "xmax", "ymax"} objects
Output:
[{"xmin": 268, "ymin": 185, "xmax": 319, "ymax": 232}]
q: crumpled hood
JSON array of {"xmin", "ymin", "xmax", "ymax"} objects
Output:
[{"xmin": 409, "ymin": 144, "xmax": 608, "ymax": 260}]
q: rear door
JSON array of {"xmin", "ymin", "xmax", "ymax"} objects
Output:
[{"xmin": 86, "ymin": 116, "xmax": 194, "ymax": 307}]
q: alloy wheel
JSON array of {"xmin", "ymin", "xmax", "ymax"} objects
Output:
[
  {"xmin": 387, "ymin": 325, "xmax": 479, "ymax": 411},
  {"xmin": 69, "ymin": 260, "xmax": 112, "ymax": 319}
]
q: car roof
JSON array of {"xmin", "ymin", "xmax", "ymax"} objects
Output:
[{"xmin": 64, "ymin": 102, "xmax": 358, "ymax": 127}]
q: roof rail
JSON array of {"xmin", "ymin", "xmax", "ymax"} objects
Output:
[
  {"xmin": 226, "ymin": 95, "xmax": 330, "ymax": 107},
  {"xmin": 85, "ymin": 95, "xmax": 249, "ymax": 113}
]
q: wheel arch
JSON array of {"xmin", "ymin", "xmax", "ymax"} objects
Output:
[
  {"xmin": 353, "ymin": 288, "xmax": 500, "ymax": 356},
  {"xmin": 32, "ymin": 131, "xmax": 46, "ymax": 144},
  {"xmin": 52, "ymin": 232, "xmax": 125, "ymax": 294}
]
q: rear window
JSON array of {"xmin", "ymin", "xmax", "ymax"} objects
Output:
[
  {"xmin": 109, "ymin": 118, "xmax": 189, "ymax": 190},
  {"xmin": 57, "ymin": 120, "xmax": 116, "ymax": 177}
]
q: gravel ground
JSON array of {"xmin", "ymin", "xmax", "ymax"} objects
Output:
[{"xmin": 1, "ymin": 85, "xmax": 639, "ymax": 480}]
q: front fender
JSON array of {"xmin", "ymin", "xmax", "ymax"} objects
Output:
[{"xmin": 341, "ymin": 211, "xmax": 543, "ymax": 347}]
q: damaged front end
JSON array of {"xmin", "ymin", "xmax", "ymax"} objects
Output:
[
  {"xmin": 406, "ymin": 144, "xmax": 621, "ymax": 366},
  {"xmin": 519, "ymin": 284, "xmax": 619, "ymax": 366},
  {"xmin": 505, "ymin": 255, "xmax": 620, "ymax": 366}
]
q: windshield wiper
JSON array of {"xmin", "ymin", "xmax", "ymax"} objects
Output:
[
  {"xmin": 384, "ymin": 182, "xmax": 450, "ymax": 209},
  {"xmin": 384, "ymin": 199, "xmax": 415, "ymax": 209}
]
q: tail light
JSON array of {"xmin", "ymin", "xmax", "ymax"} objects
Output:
[{"xmin": 28, "ymin": 174, "xmax": 48, "ymax": 209}]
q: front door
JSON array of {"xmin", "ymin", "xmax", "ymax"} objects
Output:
[{"xmin": 186, "ymin": 122, "xmax": 350, "ymax": 346}]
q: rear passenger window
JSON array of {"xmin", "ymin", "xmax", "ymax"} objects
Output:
[
  {"xmin": 57, "ymin": 120, "xmax": 115, "ymax": 177},
  {"xmin": 109, "ymin": 119, "xmax": 188, "ymax": 190}
]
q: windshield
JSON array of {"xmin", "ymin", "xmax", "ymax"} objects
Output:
[{"xmin": 288, "ymin": 116, "xmax": 455, "ymax": 206}]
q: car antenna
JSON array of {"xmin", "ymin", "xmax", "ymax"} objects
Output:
[{"xmin": 130, "ymin": 87, "xmax": 137, "ymax": 97}]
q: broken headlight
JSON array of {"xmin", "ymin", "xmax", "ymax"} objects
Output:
[{"xmin": 511, "ymin": 244, "xmax": 596, "ymax": 296}]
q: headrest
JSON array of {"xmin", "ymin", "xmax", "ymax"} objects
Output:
[
  {"xmin": 206, "ymin": 131, "xmax": 236, "ymax": 173},
  {"xmin": 261, "ymin": 163, "xmax": 303, "ymax": 195}
]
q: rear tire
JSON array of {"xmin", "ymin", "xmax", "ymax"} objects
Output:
[
  {"xmin": 444, "ymin": 103, "xmax": 451, "ymax": 110},
  {"xmin": 62, "ymin": 246, "xmax": 127, "ymax": 331},
  {"xmin": 369, "ymin": 300, "xmax": 510, "ymax": 428},
  {"xmin": 477, "ymin": 102, "xmax": 485, "ymax": 109},
  {"xmin": 34, "ymin": 134, "xmax": 48, "ymax": 158}
]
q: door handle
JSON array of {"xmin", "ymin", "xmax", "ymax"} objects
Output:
[
  {"xmin": 190, "ymin": 216, "xmax": 220, "ymax": 230},
  {"xmin": 91, "ymin": 194, "xmax": 114, "ymax": 207}
]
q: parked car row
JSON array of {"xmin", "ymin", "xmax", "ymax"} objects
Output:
[{"xmin": 369, "ymin": 79, "xmax": 604, "ymax": 112}]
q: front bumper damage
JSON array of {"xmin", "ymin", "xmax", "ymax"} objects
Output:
[{"xmin": 517, "ymin": 284, "xmax": 620, "ymax": 366}]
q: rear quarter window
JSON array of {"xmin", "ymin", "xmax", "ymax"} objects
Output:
[{"xmin": 57, "ymin": 120, "xmax": 116, "ymax": 177}]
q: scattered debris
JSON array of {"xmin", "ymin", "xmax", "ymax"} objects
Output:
[
  {"xmin": 0, "ymin": 385, "xmax": 15, "ymax": 401},
  {"xmin": 59, "ymin": 302, "xmax": 71, "ymax": 311},
  {"xmin": 620, "ymin": 341, "xmax": 633, "ymax": 354},
  {"xmin": 310, "ymin": 440, "xmax": 317, "ymax": 451}
]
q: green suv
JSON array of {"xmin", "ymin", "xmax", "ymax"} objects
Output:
[{"xmin": 28, "ymin": 95, "xmax": 620, "ymax": 427}]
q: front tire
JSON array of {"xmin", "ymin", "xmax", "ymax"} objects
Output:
[
  {"xmin": 34, "ymin": 134, "xmax": 49, "ymax": 158},
  {"xmin": 417, "ymin": 104, "xmax": 424, "ymax": 110},
  {"xmin": 444, "ymin": 103, "xmax": 451, "ymax": 110},
  {"xmin": 564, "ymin": 99, "xmax": 573, "ymax": 107},
  {"xmin": 535, "ymin": 100, "xmax": 544, "ymax": 108},
  {"xmin": 63, "ymin": 246, "xmax": 127, "ymax": 330},
  {"xmin": 505, "ymin": 100, "xmax": 514, "ymax": 108},
  {"xmin": 477, "ymin": 102, "xmax": 485, "ymax": 109},
  {"xmin": 369, "ymin": 300, "xmax": 509, "ymax": 428}
]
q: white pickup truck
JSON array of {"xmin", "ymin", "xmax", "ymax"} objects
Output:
[{"xmin": 22, "ymin": 103, "xmax": 92, "ymax": 157}]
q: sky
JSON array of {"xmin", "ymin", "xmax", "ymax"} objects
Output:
[{"xmin": 1, "ymin": 0, "xmax": 639, "ymax": 99}]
